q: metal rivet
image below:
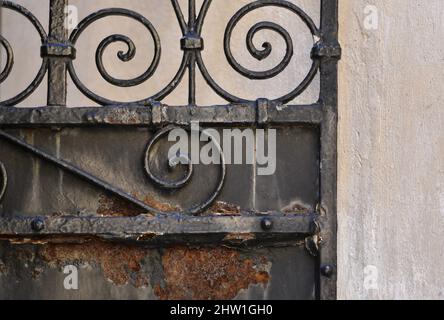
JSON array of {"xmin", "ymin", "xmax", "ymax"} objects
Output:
[
  {"xmin": 261, "ymin": 218, "xmax": 273, "ymax": 231},
  {"xmin": 321, "ymin": 264, "xmax": 334, "ymax": 278},
  {"xmin": 31, "ymin": 218, "xmax": 45, "ymax": 232}
]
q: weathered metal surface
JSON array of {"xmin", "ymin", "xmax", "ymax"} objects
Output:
[
  {"xmin": 0, "ymin": 103, "xmax": 323, "ymax": 127},
  {"xmin": 0, "ymin": 0, "xmax": 340, "ymax": 300},
  {"xmin": 0, "ymin": 242, "xmax": 316, "ymax": 300},
  {"xmin": 46, "ymin": 0, "xmax": 70, "ymax": 106},
  {"xmin": 0, "ymin": 127, "xmax": 320, "ymax": 216},
  {"xmin": 0, "ymin": 129, "xmax": 161, "ymax": 213},
  {"xmin": 318, "ymin": 0, "xmax": 340, "ymax": 300},
  {"xmin": 0, "ymin": 214, "xmax": 317, "ymax": 244},
  {"xmin": 0, "ymin": 0, "xmax": 48, "ymax": 106}
]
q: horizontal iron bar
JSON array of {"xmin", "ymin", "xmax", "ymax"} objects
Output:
[
  {"xmin": 0, "ymin": 103, "xmax": 323, "ymax": 127},
  {"xmin": 0, "ymin": 214, "xmax": 318, "ymax": 244}
]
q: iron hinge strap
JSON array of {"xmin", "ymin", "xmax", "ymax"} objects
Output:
[{"xmin": 0, "ymin": 214, "xmax": 319, "ymax": 245}]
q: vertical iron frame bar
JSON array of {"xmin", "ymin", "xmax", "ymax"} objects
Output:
[
  {"xmin": 188, "ymin": 0, "xmax": 197, "ymax": 105},
  {"xmin": 319, "ymin": 0, "xmax": 340, "ymax": 300},
  {"xmin": 46, "ymin": 0, "xmax": 68, "ymax": 106}
]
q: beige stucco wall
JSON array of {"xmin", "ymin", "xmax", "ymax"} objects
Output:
[
  {"xmin": 338, "ymin": 0, "xmax": 444, "ymax": 299},
  {"xmin": 1, "ymin": 0, "xmax": 444, "ymax": 299}
]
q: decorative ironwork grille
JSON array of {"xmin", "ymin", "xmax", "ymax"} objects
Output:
[{"xmin": 0, "ymin": 0, "xmax": 340, "ymax": 299}]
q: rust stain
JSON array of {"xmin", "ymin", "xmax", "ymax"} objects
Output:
[
  {"xmin": 154, "ymin": 247, "xmax": 270, "ymax": 300},
  {"xmin": 205, "ymin": 201, "xmax": 241, "ymax": 215},
  {"xmin": 1, "ymin": 241, "xmax": 272, "ymax": 299},
  {"xmin": 141, "ymin": 194, "xmax": 180, "ymax": 213},
  {"xmin": 38, "ymin": 240, "xmax": 149, "ymax": 287},
  {"xmin": 97, "ymin": 195, "xmax": 238, "ymax": 217},
  {"xmin": 97, "ymin": 193, "xmax": 180, "ymax": 216},
  {"xmin": 97, "ymin": 194, "xmax": 145, "ymax": 216},
  {"xmin": 133, "ymin": 271, "xmax": 150, "ymax": 288}
]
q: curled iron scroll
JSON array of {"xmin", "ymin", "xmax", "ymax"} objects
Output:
[
  {"xmin": 144, "ymin": 125, "xmax": 226, "ymax": 215},
  {"xmin": 1, "ymin": 0, "xmax": 322, "ymax": 106},
  {"xmin": 196, "ymin": 0, "xmax": 321, "ymax": 104},
  {"xmin": 0, "ymin": 35, "xmax": 13, "ymax": 83},
  {"xmin": 68, "ymin": 8, "xmax": 189, "ymax": 105},
  {"xmin": 0, "ymin": 162, "xmax": 7, "ymax": 203},
  {"xmin": 0, "ymin": 0, "xmax": 48, "ymax": 106}
]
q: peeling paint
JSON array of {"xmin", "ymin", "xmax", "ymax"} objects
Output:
[
  {"xmin": 140, "ymin": 194, "xmax": 181, "ymax": 213},
  {"xmin": 0, "ymin": 241, "xmax": 305, "ymax": 299},
  {"xmin": 97, "ymin": 193, "xmax": 180, "ymax": 216},
  {"xmin": 205, "ymin": 201, "xmax": 241, "ymax": 215},
  {"xmin": 97, "ymin": 194, "xmax": 145, "ymax": 217},
  {"xmin": 38, "ymin": 240, "xmax": 149, "ymax": 287},
  {"xmin": 154, "ymin": 247, "xmax": 270, "ymax": 300}
]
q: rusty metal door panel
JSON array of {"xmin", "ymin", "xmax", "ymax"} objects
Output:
[
  {"xmin": 0, "ymin": 243, "xmax": 316, "ymax": 300},
  {"xmin": 0, "ymin": 0, "xmax": 340, "ymax": 300}
]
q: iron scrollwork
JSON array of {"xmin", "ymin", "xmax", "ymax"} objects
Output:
[
  {"xmin": 67, "ymin": 8, "xmax": 170, "ymax": 105},
  {"xmin": 0, "ymin": 1, "xmax": 340, "ymax": 298},
  {"xmin": 144, "ymin": 125, "xmax": 226, "ymax": 215},
  {"xmin": 0, "ymin": 162, "xmax": 6, "ymax": 203},
  {"xmin": 0, "ymin": 0, "xmax": 329, "ymax": 214},
  {"xmin": 0, "ymin": 35, "xmax": 13, "ymax": 83},
  {"xmin": 0, "ymin": 0, "xmax": 322, "ymax": 106},
  {"xmin": 0, "ymin": 0, "xmax": 48, "ymax": 106},
  {"xmin": 0, "ymin": 127, "xmax": 226, "ymax": 215},
  {"xmin": 214, "ymin": 0, "xmax": 321, "ymax": 103}
]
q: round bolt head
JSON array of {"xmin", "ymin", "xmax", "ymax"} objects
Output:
[
  {"xmin": 261, "ymin": 218, "xmax": 273, "ymax": 231},
  {"xmin": 31, "ymin": 218, "xmax": 45, "ymax": 232},
  {"xmin": 321, "ymin": 264, "xmax": 334, "ymax": 278}
]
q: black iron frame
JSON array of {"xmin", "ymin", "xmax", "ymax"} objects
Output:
[{"xmin": 0, "ymin": 0, "xmax": 340, "ymax": 299}]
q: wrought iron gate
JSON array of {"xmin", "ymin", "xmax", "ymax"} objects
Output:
[{"xmin": 0, "ymin": 0, "xmax": 340, "ymax": 299}]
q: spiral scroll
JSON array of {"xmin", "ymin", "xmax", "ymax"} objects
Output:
[
  {"xmin": 0, "ymin": 0, "xmax": 48, "ymax": 106},
  {"xmin": 68, "ymin": 8, "xmax": 189, "ymax": 105},
  {"xmin": 144, "ymin": 125, "xmax": 226, "ymax": 215},
  {"xmin": 196, "ymin": 0, "xmax": 321, "ymax": 104},
  {"xmin": 0, "ymin": 162, "xmax": 7, "ymax": 203},
  {"xmin": 0, "ymin": 35, "xmax": 13, "ymax": 83}
]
